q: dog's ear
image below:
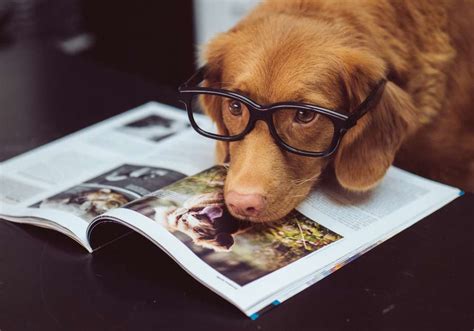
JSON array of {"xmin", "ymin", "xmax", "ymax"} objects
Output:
[
  {"xmin": 212, "ymin": 232, "xmax": 234, "ymax": 251},
  {"xmin": 199, "ymin": 34, "xmax": 234, "ymax": 163},
  {"xmin": 333, "ymin": 49, "xmax": 418, "ymax": 191},
  {"xmin": 334, "ymin": 81, "xmax": 418, "ymax": 191}
]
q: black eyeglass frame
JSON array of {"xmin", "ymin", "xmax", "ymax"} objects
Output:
[{"xmin": 178, "ymin": 66, "xmax": 386, "ymax": 157}]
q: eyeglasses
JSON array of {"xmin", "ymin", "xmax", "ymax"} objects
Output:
[{"xmin": 178, "ymin": 66, "xmax": 386, "ymax": 157}]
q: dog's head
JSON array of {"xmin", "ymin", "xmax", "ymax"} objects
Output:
[
  {"xmin": 199, "ymin": 14, "xmax": 418, "ymax": 222},
  {"xmin": 158, "ymin": 193, "xmax": 241, "ymax": 251}
]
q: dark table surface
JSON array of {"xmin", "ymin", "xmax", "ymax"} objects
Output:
[{"xmin": 0, "ymin": 42, "xmax": 473, "ymax": 331}]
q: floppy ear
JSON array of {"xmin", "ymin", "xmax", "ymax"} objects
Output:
[
  {"xmin": 334, "ymin": 81, "xmax": 418, "ymax": 191},
  {"xmin": 199, "ymin": 34, "xmax": 234, "ymax": 163},
  {"xmin": 212, "ymin": 232, "xmax": 234, "ymax": 251}
]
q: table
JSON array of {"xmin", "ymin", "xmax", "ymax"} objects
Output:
[{"xmin": 0, "ymin": 42, "xmax": 473, "ymax": 331}]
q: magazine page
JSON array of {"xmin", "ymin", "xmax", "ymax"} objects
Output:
[
  {"xmin": 87, "ymin": 165, "xmax": 460, "ymax": 317},
  {"xmin": 0, "ymin": 102, "xmax": 215, "ymax": 250}
]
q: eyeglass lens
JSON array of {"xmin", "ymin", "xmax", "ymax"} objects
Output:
[{"xmin": 190, "ymin": 94, "xmax": 335, "ymax": 153}]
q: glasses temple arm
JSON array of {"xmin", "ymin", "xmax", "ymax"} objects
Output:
[
  {"xmin": 347, "ymin": 79, "xmax": 387, "ymax": 127},
  {"xmin": 179, "ymin": 66, "xmax": 207, "ymax": 90}
]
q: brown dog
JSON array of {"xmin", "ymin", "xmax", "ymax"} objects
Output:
[{"xmin": 198, "ymin": 0, "xmax": 474, "ymax": 222}]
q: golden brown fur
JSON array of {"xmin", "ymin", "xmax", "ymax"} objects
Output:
[{"xmin": 200, "ymin": 0, "xmax": 474, "ymax": 222}]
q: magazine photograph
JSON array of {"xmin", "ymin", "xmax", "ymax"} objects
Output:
[
  {"xmin": 30, "ymin": 164, "xmax": 186, "ymax": 222},
  {"xmin": 117, "ymin": 114, "xmax": 190, "ymax": 142},
  {"xmin": 126, "ymin": 166, "xmax": 343, "ymax": 285}
]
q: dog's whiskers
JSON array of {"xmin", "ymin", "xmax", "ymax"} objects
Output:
[
  {"xmin": 288, "ymin": 193, "xmax": 309, "ymax": 199},
  {"xmin": 291, "ymin": 173, "xmax": 321, "ymax": 186}
]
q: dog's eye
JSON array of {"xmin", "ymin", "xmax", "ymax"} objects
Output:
[
  {"xmin": 228, "ymin": 100, "xmax": 243, "ymax": 116},
  {"xmin": 294, "ymin": 110, "xmax": 316, "ymax": 124}
]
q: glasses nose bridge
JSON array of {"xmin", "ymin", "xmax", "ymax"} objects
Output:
[
  {"xmin": 247, "ymin": 104, "xmax": 271, "ymax": 122},
  {"xmin": 244, "ymin": 105, "xmax": 281, "ymax": 144}
]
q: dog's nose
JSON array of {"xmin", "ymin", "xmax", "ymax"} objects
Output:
[{"xmin": 226, "ymin": 191, "xmax": 266, "ymax": 218}]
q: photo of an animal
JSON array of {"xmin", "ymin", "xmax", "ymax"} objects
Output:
[
  {"xmin": 196, "ymin": 0, "xmax": 474, "ymax": 223},
  {"xmin": 154, "ymin": 192, "xmax": 252, "ymax": 252},
  {"xmin": 126, "ymin": 166, "xmax": 342, "ymax": 285},
  {"xmin": 30, "ymin": 164, "xmax": 186, "ymax": 222}
]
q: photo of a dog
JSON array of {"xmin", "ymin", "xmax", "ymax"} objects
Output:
[
  {"xmin": 31, "ymin": 185, "xmax": 135, "ymax": 222},
  {"xmin": 154, "ymin": 192, "xmax": 252, "ymax": 251},
  {"xmin": 31, "ymin": 164, "xmax": 186, "ymax": 222},
  {"xmin": 187, "ymin": 0, "xmax": 474, "ymax": 223},
  {"xmin": 126, "ymin": 166, "xmax": 342, "ymax": 285}
]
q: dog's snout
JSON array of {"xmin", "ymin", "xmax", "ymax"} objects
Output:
[{"xmin": 226, "ymin": 191, "xmax": 266, "ymax": 218}]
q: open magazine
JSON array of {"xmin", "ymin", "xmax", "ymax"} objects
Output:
[{"xmin": 0, "ymin": 102, "xmax": 462, "ymax": 319}]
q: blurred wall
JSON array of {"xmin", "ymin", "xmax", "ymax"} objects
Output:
[
  {"xmin": 193, "ymin": 0, "xmax": 258, "ymax": 47},
  {"xmin": 0, "ymin": 0, "xmax": 83, "ymax": 42},
  {"xmin": 82, "ymin": 0, "xmax": 195, "ymax": 88},
  {"xmin": 0, "ymin": 0, "xmax": 260, "ymax": 88}
]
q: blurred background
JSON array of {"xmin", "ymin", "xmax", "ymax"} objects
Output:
[{"xmin": 0, "ymin": 0, "xmax": 259, "ymax": 89}]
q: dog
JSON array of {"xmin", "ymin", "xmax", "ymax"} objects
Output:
[
  {"xmin": 154, "ymin": 192, "xmax": 252, "ymax": 251},
  {"xmin": 198, "ymin": 0, "xmax": 474, "ymax": 222},
  {"xmin": 38, "ymin": 187, "xmax": 129, "ymax": 220}
]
